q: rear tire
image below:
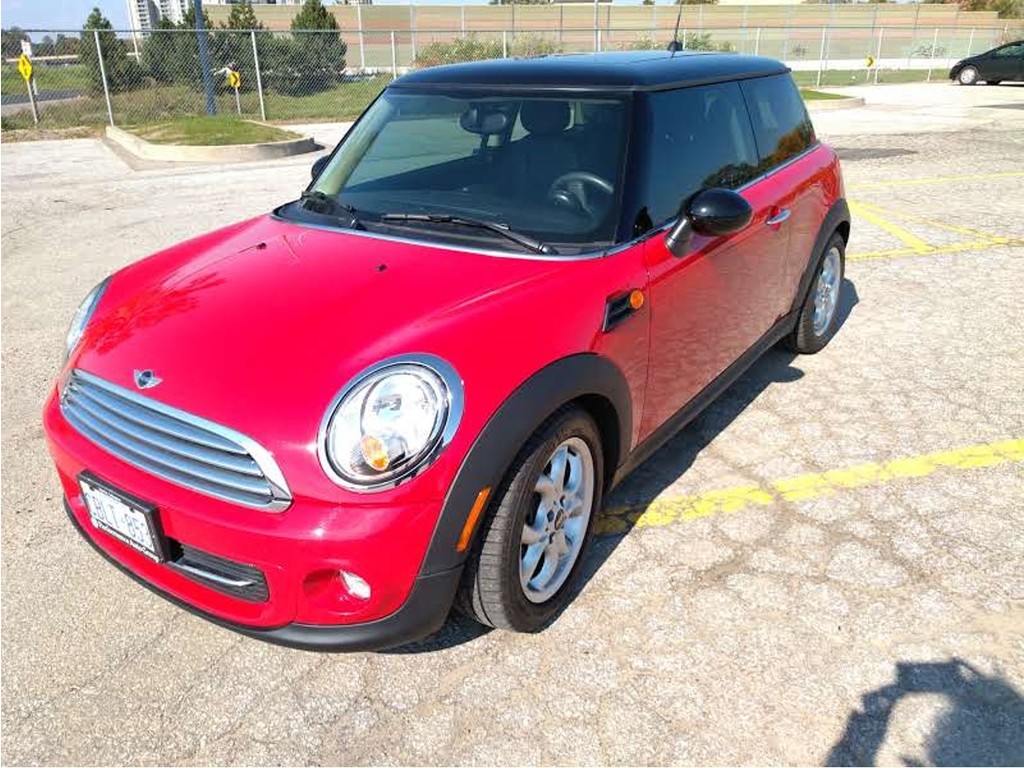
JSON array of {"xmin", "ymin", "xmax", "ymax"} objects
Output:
[
  {"xmin": 783, "ymin": 231, "xmax": 846, "ymax": 355},
  {"xmin": 457, "ymin": 406, "xmax": 603, "ymax": 632}
]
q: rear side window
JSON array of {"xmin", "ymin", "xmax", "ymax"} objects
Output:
[
  {"xmin": 740, "ymin": 74, "xmax": 815, "ymax": 172},
  {"xmin": 641, "ymin": 82, "xmax": 760, "ymax": 226}
]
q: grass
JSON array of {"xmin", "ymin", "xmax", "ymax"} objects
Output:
[
  {"xmin": 1, "ymin": 63, "xmax": 90, "ymax": 96},
  {"xmin": 791, "ymin": 68, "xmax": 943, "ymax": 87},
  {"xmin": 129, "ymin": 116, "xmax": 300, "ymax": 145},
  {"xmin": 800, "ymin": 89, "xmax": 849, "ymax": 101},
  {"xmin": 1, "ymin": 77, "xmax": 389, "ymax": 133}
]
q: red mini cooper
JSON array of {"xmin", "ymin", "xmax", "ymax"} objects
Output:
[{"xmin": 45, "ymin": 52, "xmax": 849, "ymax": 650}]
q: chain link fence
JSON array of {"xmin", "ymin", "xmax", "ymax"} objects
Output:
[{"xmin": 2, "ymin": 22, "xmax": 1020, "ymax": 133}]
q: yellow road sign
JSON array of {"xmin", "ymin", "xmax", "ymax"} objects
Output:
[
  {"xmin": 227, "ymin": 70, "xmax": 241, "ymax": 89},
  {"xmin": 866, "ymin": 54, "xmax": 876, "ymax": 68},
  {"xmin": 17, "ymin": 53, "xmax": 32, "ymax": 82}
]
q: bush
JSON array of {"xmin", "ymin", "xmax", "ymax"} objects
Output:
[
  {"xmin": 263, "ymin": 0, "xmax": 347, "ymax": 96},
  {"xmin": 414, "ymin": 33, "xmax": 560, "ymax": 68}
]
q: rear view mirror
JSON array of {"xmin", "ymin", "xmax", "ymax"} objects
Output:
[
  {"xmin": 459, "ymin": 107, "xmax": 510, "ymax": 135},
  {"xmin": 311, "ymin": 155, "xmax": 329, "ymax": 180},
  {"xmin": 665, "ymin": 188, "xmax": 753, "ymax": 257}
]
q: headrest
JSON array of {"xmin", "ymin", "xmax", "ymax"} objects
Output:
[{"xmin": 520, "ymin": 101, "xmax": 571, "ymax": 136}]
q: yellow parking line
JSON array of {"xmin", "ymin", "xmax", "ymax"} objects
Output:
[
  {"xmin": 848, "ymin": 238, "xmax": 1021, "ymax": 262},
  {"xmin": 853, "ymin": 200, "xmax": 1006, "ymax": 243},
  {"xmin": 595, "ymin": 438, "xmax": 1024, "ymax": 535},
  {"xmin": 847, "ymin": 171, "xmax": 1024, "ymax": 191},
  {"xmin": 848, "ymin": 200, "xmax": 934, "ymax": 254}
]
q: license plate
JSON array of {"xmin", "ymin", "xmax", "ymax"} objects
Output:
[{"xmin": 79, "ymin": 474, "xmax": 167, "ymax": 562}]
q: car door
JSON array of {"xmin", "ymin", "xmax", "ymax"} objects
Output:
[
  {"xmin": 739, "ymin": 73, "xmax": 828, "ymax": 309},
  {"xmin": 637, "ymin": 82, "xmax": 792, "ymax": 439},
  {"xmin": 982, "ymin": 43, "xmax": 1024, "ymax": 82}
]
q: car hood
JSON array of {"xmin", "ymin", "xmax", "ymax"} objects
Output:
[{"xmin": 74, "ymin": 215, "xmax": 565, "ymax": 467}]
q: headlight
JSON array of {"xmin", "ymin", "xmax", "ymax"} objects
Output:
[
  {"xmin": 65, "ymin": 277, "xmax": 110, "ymax": 356},
  {"xmin": 318, "ymin": 355, "xmax": 463, "ymax": 491}
]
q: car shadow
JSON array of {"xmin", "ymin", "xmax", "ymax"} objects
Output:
[
  {"xmin": 390, "ymin": 278, "xmax": 858, "ymax": 653},
  {"xmin": 826, "ymin": 658, "xmax": 1024, "ymax": 766}
]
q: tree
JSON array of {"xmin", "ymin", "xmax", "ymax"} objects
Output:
[
  {"xmin": 225, "ymin": 1, "xmax": 264, "ymax": 30},
  {"xmin": 266, "ymin": 0, "xmax": 347, "ymax": 95},
  {"xmin": 674, "ymin": 0, "xmax": 719, "ymax": 5},
  {"xmin": 1, "ymin": 27, "xmax": 29, "ymax": 58},
  {"xmin": 55, "ymin": 34, "xmax": 79, "ymax": 55},
  {"xmin": 215, "ymin": 1, "xmax": 269, "ymax": 92},
  {"xmin": 79, "ymin": 7, "xmax": 141, "ymax": 94},
  {"xmin": 36, "ymin": 36, "xmax": 57, "ymax": 56},
  {"xmin": 141, "ymin": 18, "xmax": 179, "ymax": 84}
]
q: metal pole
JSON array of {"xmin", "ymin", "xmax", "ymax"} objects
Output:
[
  {"xmin": 390, "ymin": 31, "xmax": 397, "ymax": 78},
  {"xmin": 754, "ymin": 27, "xmax": 760, "ymax": 56},
  {"xmin": 234, "ymin": 86, "xmax": 241, "ymax": 115},
  {"xmin": 194, "ymin": 0, "xmax": 217, "ymax": 116},
  {"xmin": 966, "ymin": 27, "xmax": 975, "ymax": 57},
  {"xmin": 25, "ymin": 75, "xmax": 39, "ymax": 125},
  {"xmin": 874, "ymin": 27, "xmax": 884, "ymax": 85},
  {"xmin": 357, "ymin": 4, "xmax": 365, "ymax": 69},
  {"xmin": 927, "ymin": 27, "xmax": 938, "ymax": 82},
  {"xmin": 461, "ymin": 5, "xmax": 466, "ymax": 35},
  {"xmin": 251, "ymin": 30, "xmax": 266, "ymax": 122},
  {"xmin": 410, "ymin": 5, "xmax": 416, "ymax": 63},
  {"xmin": 597, "ymin": 28, "xmax": 602, "ymax": 53},
  {"xmin": 816, "ymin": 27, "xmax": 826, "ymax": 88},
  {"xmin": 94, "ymin": 29, "xmax": 114, "ymax": 127},
  {"xmin": 594, "ymin": 0, "xmax": 599, "ymax": 53},
  {"xmin": 503, "ymin": 30, "xmax": 508, "ymax": 59},
  {"xmin": 559, "ymin": 4, "xmax": 563, "ymax": 45}
]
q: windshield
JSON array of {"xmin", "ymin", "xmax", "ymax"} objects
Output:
[{"xmin": 297, "ymin": 89, "xmax": 630, "ymax": 252}]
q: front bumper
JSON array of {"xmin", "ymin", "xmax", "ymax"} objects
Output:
[
  {"xmin": 65, "ymin": 499, "xmax": 461, "ymax": 651},
  {"xmin": 45, "ymin": 388, "xmax": 460, "ymax": 650}
]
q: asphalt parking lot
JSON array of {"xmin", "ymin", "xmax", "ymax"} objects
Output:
[{"xmin": 2, "ymin": 83, "xmax": 1023, "ymax": 765}]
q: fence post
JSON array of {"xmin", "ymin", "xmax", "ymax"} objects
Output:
[
  {"xmin": 754, "ymin": 27, "xmax": 760, "ymax": 56},
  {"xmin": 357, "ymin": 4, "xmax": 365, "ymax": 69},
  {"xmin": 461, "ymin": 5, "xmax": 466, "ymax": 35},
  {"xmin": 503, "ymin": 30, "xmax": 509, "ymax": 59},
  {"xmin": 651, "ymin": 4, "xmax": 657, "ymax": 39},
  {"xmin": 558, "ymin": 5, "xmax": 564, "ymax": 44},
  {"xmin": 816, "ymin": 26, "xmax": 826, "ymax": 88},
  {"xmin": 391, "ymin": 31, "xmax": 398, "ymax": 78},
  {"xmin": 410, "ymin": 6, "xmax": 417, "ymax": 63},
  {"xmin": 927, "ymin": 27, "xmax": 938, "ymax": 82},
  {"xmin": 251, "ymin": 30, "xmax": 266, "ymax": 122},
  {"xmin": 874, "ymin": 27, "xmax": 884, "ymax": 85},
  {"xmin": 593, "ymin": 0, "xmax": 599, "ymax": 53},
  {"xmin": 94, "ymin": 28, "xmax": 115, "ymax": 127},
  {"xmin": 966, "ymin": 27, "xmax": 975, "ymax": 56}
]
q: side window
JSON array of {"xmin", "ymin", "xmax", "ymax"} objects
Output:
[
  {"xmin": 740, "ymin": 74, "xmax": 815, "ymax": 173},
  {"xmin": 642, "ymin": 82, "xmax": 760, "ymax": 226},
  {"xmin": 993, "ymin": 43, "xmax": 1024, "ymax": 58}
]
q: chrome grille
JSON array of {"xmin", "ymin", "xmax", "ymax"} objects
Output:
[{"xmin": 61, "ymin": 369, "xmax": 291, "ymax": 511}]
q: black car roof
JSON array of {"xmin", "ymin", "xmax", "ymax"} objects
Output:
[{"xmin": 391, "ymin": 51, "xmax": 790, "ymax": 92}]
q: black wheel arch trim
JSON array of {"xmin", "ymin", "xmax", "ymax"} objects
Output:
[
  {"xmin": 789, "ymin": 197, "xmax": 850, "ymax": 317},
  {"xmin": 419, "ymin": 353, "xmax": 632, "ymax": 575}
]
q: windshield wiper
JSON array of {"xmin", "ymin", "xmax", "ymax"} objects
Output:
[
  {"xmin": 299, "ymin": 190, "xmax": 362, "ymax": 229},
  {"xmin": 379, "ymin": 213, "xmax": 557, "ymax": 255}
]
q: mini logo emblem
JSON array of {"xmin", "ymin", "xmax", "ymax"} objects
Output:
[{"xmin": 133, "ymin": 369, "xmax": 162, "ymax": 390}]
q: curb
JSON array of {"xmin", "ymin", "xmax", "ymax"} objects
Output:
[
  {"xmin": 105, "ymin": 124, "xmax": 319, "ymax": 163},
  {"xmin": 805, "ymin": 96, "xmax": 866, "ymax": 112}
]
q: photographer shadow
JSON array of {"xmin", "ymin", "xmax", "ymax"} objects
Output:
[{"xmin": 827, "ymin": 658, "xmax": 1024, "ymax": 767}]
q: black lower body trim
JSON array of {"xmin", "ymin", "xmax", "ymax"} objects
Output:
[
  {"xmin": 64, "ymin": 498, "xmax": 461, "ymax": 652},
  {"xmin": 611, "ymin": 311, "xmax": 797, "ymax": 487}
]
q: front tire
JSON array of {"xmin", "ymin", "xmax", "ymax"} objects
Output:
[
  {"xmin": 958, "ymin": 66, "xmax": 979, "ymax": 85},
  {"xmin": 783, "ymin": 231, "xmax": 846, "ymax": 354},
  {"xmin": 457, "ymin": 406, "xmax": 603, "ymax": 632}
]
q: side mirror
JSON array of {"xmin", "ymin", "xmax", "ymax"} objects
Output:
[
  {"xmin": 311, "ymin": 155, "xmax": 329, "ymax": 180},
  {"xmin": 665, "ymin": 188, "xmax": 754, "ymax": 257}
]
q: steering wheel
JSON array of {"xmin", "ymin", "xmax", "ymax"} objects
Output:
[{"xmin": 547, "ymin": 172, "xmax": 614, "ymax": 219}]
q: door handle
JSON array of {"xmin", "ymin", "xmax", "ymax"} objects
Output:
[{"xmin": 766, "ymin": 208, "xmax": 791, "ymax": 226}]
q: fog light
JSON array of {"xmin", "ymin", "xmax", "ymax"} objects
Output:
[{"xmin": 340, "ymin": 570, "xmax": 371, "ymax": 600}]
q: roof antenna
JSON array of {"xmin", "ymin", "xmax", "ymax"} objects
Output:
[{"xmin": 667, "ymin": 4, "xmax": 684, "ymax": 54}]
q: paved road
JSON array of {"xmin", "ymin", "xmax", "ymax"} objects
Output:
[{"xmin": 2, "ymin": 84, "xmax": 1023, "ymax": 765}]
